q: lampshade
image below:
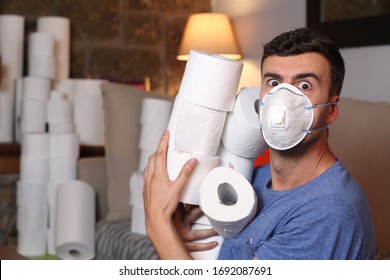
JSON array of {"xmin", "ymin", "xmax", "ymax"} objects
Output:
[{"xmin": 177, "ymin": 13, "xmax": 242, "ymax": 61}]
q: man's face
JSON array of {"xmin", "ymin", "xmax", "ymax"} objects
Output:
[{"xmin": 259, "ymin": 52, "xmax": 338, "ymax": 148}]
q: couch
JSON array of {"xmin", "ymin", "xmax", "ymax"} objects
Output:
[{"xmin": 78, "ymin": 82, "xmax": 390, "ymax": 260}]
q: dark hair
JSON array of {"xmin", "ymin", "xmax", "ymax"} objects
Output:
[{"xmin": 261, "ymin": 28, "xmax": 345, "ymax": 96}]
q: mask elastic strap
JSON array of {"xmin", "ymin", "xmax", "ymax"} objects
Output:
[
  {"xmin": 304, "ymin": 102, "xmax": 337, "ymax": 110},
  {"xmin": 303, "ymin": 125, "xmax": 328, "ymax": 134}
]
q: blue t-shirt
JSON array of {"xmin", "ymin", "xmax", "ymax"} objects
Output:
[{"xmin": 218, "ymin": 161, "xmax": 375, "ymax": 260}]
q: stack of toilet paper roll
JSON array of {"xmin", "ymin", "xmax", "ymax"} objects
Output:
[
  {"xmin": 47, "ymin": 133, "xmax": 79, "ymax": 255},
  {"xmin": 129, "ymin": 98, "xmax": 173, "ymax": 235},
  {"xmin": 47, "ymin": 90, "xmax": 75, "ymax": 134},
  {"xmin": 28, "ymin": 32, "xmax": 55, "ymax": 79},
  {"xmin": 19, "ymin": 77, "xmax": 51, "ymax": 136},
  {"xmin": 218, "ymin": 87, "xmax": 268, "ymax": 180},
  {"xmin": 167, "ymin": 50, "xmax": 243, "ymax": 206},
  {"xmin": 0, "ymin": 15, "xmax": 25, "ymax": 142},
  {"xmin": 166, "ymin": 50, "xmax": 243, "ymax": 260},
  {"xmin": 17, "ymin": 133, "xmax": 50, "ymax": 256},
  {"xmin": 37, "ymin": 16, "xmax": 70, "ymax": 81}
]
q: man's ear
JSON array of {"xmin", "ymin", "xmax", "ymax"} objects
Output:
[{"xmin": 326, "ymin": 95, "xmax": 340, "ymax": 125}]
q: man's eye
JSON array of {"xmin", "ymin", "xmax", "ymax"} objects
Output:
[
  {"xmin": 297, "ymin": 81, "xmax": 311, "ymax": 90},
  {"xmin": 267, "ymin": 80, "xmax": 279, "ymax": 87}
]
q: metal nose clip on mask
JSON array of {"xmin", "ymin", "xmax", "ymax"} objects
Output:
[{"xmin": 259, "ymin": 83, "xmax": 335, "ymax": 150}]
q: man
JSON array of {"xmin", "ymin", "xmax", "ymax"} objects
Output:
[{"xmin": 143, "ymin": 28, "xmax": 375, "ymax": 259}]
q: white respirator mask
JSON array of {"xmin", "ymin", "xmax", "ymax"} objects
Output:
[{"xmin": 259, "ymin": 83, "xmax": 335, "ymax": 150}]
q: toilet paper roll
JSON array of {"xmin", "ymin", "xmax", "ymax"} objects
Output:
[
  {"xmin": 20, "ymin": 119, "xmax": 46, "ymax": 134},
  {"xmin": 37, "ymin": 16, "xmax": 70, "ymax": 80},
  {"xmin": 55, "ymin": 180, "xmax": 95, "ymax": 260},
  {"xmin": 190, "ymin": 222, "xmax": 224, "ymax": 260},
  {"xmin": 17, "ymin": 230, "xmax": 46, "ymax": 256},
  {"xmin": 28, "ymin": 32, "xmax": 55, "ymax": 56},
  {"xmin": 0, "ymin": 15, "xmax": 25, "ymax": 142},
  {"xmin": 49, "ymin": 122, "xmax": 75, "ymax": 134},
  {"xmin": 50, "ymin": 133, "xmax": 79, "ymax": 158},
  {"xmin": 17, "ymin": 205, "xmax": 48, "ymax": 232},
  {"xmin": 140, "ymin": 98, "xmax": 173, "ymax": 124},
  {"xmin": 22, "ymin": 76, "xmax": 51, "ymax": 101},
  {"xmin": 17, "ymin": 181, "xmax": 48, "ymax": 206},
  {"xmin": 173, "ymin": 100, "xmax": 227, "ymax": 156},
  {"xmin": 14, "ymin": 78, "xmax": 24, "ymax": 142},
  {"xmin": 73, "ymin": 79, "xmax": 106, "ymax": 145},
  {"xmin": 167, "ymin": 149, "xmax": 221, "ymax": 205},
  {"xmin": 129, "ymin": 171, "xmax": 144, "ymax": 207},
  {"xmin": 19, "ymin": 157, "xmax": 50, "ymax": 183},
  {"xmin": 130, "ymin": 205, "xmax": 146, "ymax": 235},
  {"xmin": 178, "ymin": 50, "xmax": 243, "ymax": 111},
  {"xmin": 49, "ymin": 158, "xmax": 78, "ymax": 194},
  {"xmin": 28, "ymin": 55, "xmax": 55, "ymax": 79},
  {"xmin": 47, "ymin": 204, "xmax": 57, "ymax": 255},
  {"xmin": 47, "ymin": 99, "xmax": 73, "ymax": 123},
  {"xmin": 50, "ymin": 89, "xmax": 68, "ymax": 100},
  {"xmin": 222, "ymin": 87, "xmax": 268, "ymax": 158},
  {"xmin": 21, "ymin": 98, "xmax": 47, "ymax": 125},
  {"xmin": 217, "ymin": 143, "xmax": 255, "ymax": 181},
  {"xmin": 54, "ymin": 79, "xmax": 75, "ymax": 102},
  {"xmin": 21, "ymin": 133, "xmax": 50, "ymax": 157},
  {"xmin": 139, "ymin": 123, "xmax": 169, "ymax": 150},
  {"xmin": 199, "ymin": 167, "xmax": 258, "ymax": 239}
]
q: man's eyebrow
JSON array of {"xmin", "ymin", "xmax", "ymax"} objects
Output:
[
  {"xmin": 294, "ymin": 72, "xmax": 320, "ymax": 82},
  {"xmin": 263, "ymin": 72, "xmax": 282, "ymax": 79}
]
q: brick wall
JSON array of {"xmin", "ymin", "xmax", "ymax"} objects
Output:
[{"xmin": 0, "ymin": 0, "xmax": 211, "ymax": 95}]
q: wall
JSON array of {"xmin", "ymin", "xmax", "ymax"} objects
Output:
[
  {"xmin": 0, "ymin": 0, "xmax": 212, "ymax": 96},
  {"xmin": 213, "ymin": 0, "xmax": 390, "ymax": 102}
]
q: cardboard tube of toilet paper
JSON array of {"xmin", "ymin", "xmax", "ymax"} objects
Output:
[
  {"xmin": 178, "ymin": 50, "xmax": 243, "ymax": 111},
  {"xmin": 170, "ymin": 99, "xmax": 227, "ymax": 156},
  {"xmin": 199, "ymin": 167, "xmax": 258, "ymax": 239},
  {"xmin": 37, "ymin": 16, "xmax": 70, "ymax": 80},
  {"xmin": 167, "ymin": 149, "xmax": 221, "ymax": 205},
  {"xmin": 222, "ymin": 87, "xmax": 268, "ymax": 158},
  {"xmin": 217, "ymin": 143, "xmax": 255, "ymax": 181},
  {"xmin": 55, "ymin": 180, "xmax": 95, "ymax": 260}
]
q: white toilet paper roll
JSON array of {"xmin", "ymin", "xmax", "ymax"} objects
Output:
[
  {"xmin": 28, "ymin": 55, "xmax": 55, "ymax": 79},
  {"xmin": 49, "ymin": 158, "xmax": 78, "ymax": 187},
  {"xmin": 55, "ymin": 180, "xmax": 95, "ymax": 260},
  {"xmin": 54, "ymin": 79, "xmax": 75, "ymax": 102},
  {"xmin": 199, "ymin": 167, "xmax": 258, "ymax": 239},
  {"xmin": 190, "ymin": 222, "xmax": 224, "ymax": 260},
  {"xmin": 217, "ymin": 143, "xmax": 255, "ymax": 181},
  {"xmin": 47, "ymin": 99, "xmax": 72, "ymax": 123},
  {"xmin": 37, "ymin": 16, "xmax": 70, "ymax": 80},
  {"xmin": 49, "ymin": 122, "xmax": 75, "ymax": 134},
  {"xmin": 140, "ymin": 98, "xmax": 173, "ymax": 124},
  {"xmin": 73, "ymin": 79, "xmax": 106, "ymax": 145},
  {"xmin": 178, "ymin": 50, "xmax": 243, "ymax": 111},
  {"xmin": 139, "ymin": 123, "xmax": 169, "ymax": 150},
  {"xmin": 130, "ymin": 205, "xmax": 146, "ymax": 235},
  {"xmin": 0, "ymin": 15, "xmax": 25, "ymax": 142},
  {"xmin": 50, "ymin": 133, "xmax": 79, "ymax": 158},
  {"xmin": 222, "ymin": 87, "xmax": 268, "ymax": 158},
  {"xmin": 47, "ymin": 204, "xmax": 57, "ymax": 255},
  {"xmin": 21, "ymin": 99, "xmax": 47, "ymax": 126},
  {"xmin": 17, "ymin": 205, "xmax": 48, "ymax": 232},
  {"xmin": 171, "ymin": 100, "xmax": 227, "ymax": 156},
  {"xmin": 20, "ymin": 119, "xmax": 46, "ymax": 134},
  {"xmin": 14, "ymin": 78, "xmax": 24, "ymax": 142},
  {"xmin": 21, "ymin": 133, "xmax": 50, "ymax": 157},
  {"xmin": 17, "ymin": 181, "xmax": 48, "ymax": 206},
  {"xmin": 129, "ymin": 171, "xmax": 144, "ymax": 207},
  {"xmin": 138, "ymin": 148, "xmax": 155, "ymax": 172},
  {"xmin": 17, "ymin": 230, "xmax": 46, "ymax": 256},
  {"xmin": 50, "ymin": 89, "xmax": 68, "ymax": 101},
  {"xmin": 167, "ymin": 149, "xmax": 221, "ymax": 205},
  {"xmin": 22, "ymin": 76, "xmax": 51, "ymax": 101},
  {"xmin": 28, "ymin": 32, "xmax": 55, "ymax": 56},
  {"xmin": 19, "ymin": 157, "xmax": 49, "ymax": 183}
]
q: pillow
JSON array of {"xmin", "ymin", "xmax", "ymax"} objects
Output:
[
  {"xmin": 328, "ymin": 97, "xmax": 390, "ymax": 253},
  {"xmin": 101, "ymin": 82, "xmax": 173, "ymax": 221}
]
